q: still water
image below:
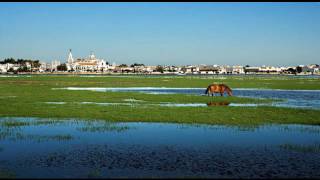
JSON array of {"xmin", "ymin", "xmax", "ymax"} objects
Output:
[
  {"xmin": 60, "ymin": 87, "xmax": 320, "ymax": 109},
  {"xmin": 1, "ymin": 117, "xmax": 320, "ymax": 178}
]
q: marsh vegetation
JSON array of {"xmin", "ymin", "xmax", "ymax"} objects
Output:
[
  {"xmin": 0, "ymin": 118, "xmax": 320, "ymax": 178},
  {"xmin": 0, "ymin": 75, "xmax": 319, "ymax": 125},
  {"xmin": 0, "ymin": 75, "xmax": 319, "ymax": 178}
]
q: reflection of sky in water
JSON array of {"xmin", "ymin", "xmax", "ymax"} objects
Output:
[
  {"xmin": 1, "ymin": 117, "xmax": 320, "ymax": 155},
  {"xmin": 59, "ymin": 87, "xmax": 320, "ymax": 109},
  {"xmin": 234, "ymin": 89, "xmax": 320, "ymax": 109},
  {"xmin": 1, "ymin": 118, "xmax": 320, "ymax": 178}
]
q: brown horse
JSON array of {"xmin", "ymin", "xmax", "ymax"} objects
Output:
[{"xmin": 205, "ymin": 84, "xmax": 233, "ymax": 96}]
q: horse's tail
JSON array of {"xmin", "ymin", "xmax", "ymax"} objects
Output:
[{"xmin": 205, "ymin": 86, "xmax": 210, "ymax": 95}]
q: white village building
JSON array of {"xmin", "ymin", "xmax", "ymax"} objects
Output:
[
  {"xmin": 66, "ymin": 49, "xmax": 111, "ymax": 72},
  {"xmin": 51, "ymin": 60, "xmax": 61, "ymax": 72},
  {"xmin": 0, "ymin": 64, "xmax": 7, "ymax": 73}
]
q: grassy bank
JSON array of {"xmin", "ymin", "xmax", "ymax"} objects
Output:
[
  {"xmin": 1, "ymin": 74, "xmax": 320, "ymax": 89},
  {"xmin": 0, "ymin": 102, "xmax": 319, "ymax": 126},
  {"xmin": 0, "ymin": 75, "xmax": 319, "ymax": 126}
]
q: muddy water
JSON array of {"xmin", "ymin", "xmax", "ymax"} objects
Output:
[
  {"xmin": 59, "ymin": 87, "xmax": 320, "ymax": 109},
  {"xmin": 0, "ymin": 117, "xmax": 320, "ymax": 178}
]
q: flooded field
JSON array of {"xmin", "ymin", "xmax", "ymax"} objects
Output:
[
  {"xmin": 0, "ymin": 117, "xmax": 320, "ymax": 178},
  {"xmin": 1, "ymin": 75, "xmax": 320, "ymax": 178},
  {"xmin": 59, "ymin": 87, "xmax": 320, "ymax": 109}
]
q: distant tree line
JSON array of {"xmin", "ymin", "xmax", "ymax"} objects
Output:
[
  {"xmin": 0, "ymin": 58, "xmax": 41, "ymax": 73},
  {"xmin": 130, "ymin": 63, "xmax": 145, "ymax": 67},
  {"xmin": 118, "ymin": 63, "xmax": 145, "ymax": 68},
  {"xmin": 118, "ymin": 64, "xmax": 128, "ymax": 68},
  {"xmin": 0, "ymin": 58, "xmax": 41, "ymax": 68}
]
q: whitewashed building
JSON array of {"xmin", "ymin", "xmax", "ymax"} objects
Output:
[
  {"xmin": 232, "ymin": 65, "xmax": 245, "ymax": 74},
  {"xmin": 0, "ymin": 64, "xmax": 7, "ymax": 73},
  {"xmin": 66, "ymin": 49, "xmax": 111, "ymax": 72},
  {"xmin": 259, "ymin": 66, "xmax": 279, "ymax": 73},
  {"xmin": 143, "ymin": 66, "xmax": 156, "ymax": 73},
  {"xmin": 0, "ymin": 63, "xmax": 20, "ymax": 72},
  {"xmin": 51, "ymin": 60, "xmax": 61, "ymax": 72},
  {"xmin": 39, "ymin": 62, "xmax": 51, "ymax": 72}
]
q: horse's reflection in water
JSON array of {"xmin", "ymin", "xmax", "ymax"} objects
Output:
[{"xmin": 206, "ymin": 101, "xmax": 230, "ymax": 106}]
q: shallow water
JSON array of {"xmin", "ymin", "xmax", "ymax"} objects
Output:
[
  {"xmin": 0, "ymin": 117, "xmax": 320, "ymax": 178},
  {"xmin": 58, "ymin": 87, "xmax": 320, "ymax": 109}
]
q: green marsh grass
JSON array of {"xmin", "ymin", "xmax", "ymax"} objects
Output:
[
  {"xmin": 0, "ymin": 75, "xmax": 319, "ymax": 126},
  {"xmin": 1, "ymin": 74, "xmax": 319, "ymax": 89},
  {"xmin": 0, "ymin": 168, "xmax": 15, "ymax": 179}
]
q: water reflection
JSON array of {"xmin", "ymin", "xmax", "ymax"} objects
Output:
[
  {"xmin": 56, "ymin": 87, "xmax": 320, "ymax": 109},
  {"xmin": 206, "ymin": 101, "xmax": 230, "ymax": 106},
  {"xmin": 0, "ymin": 117, "xmax": 320, "ymax": 178}
]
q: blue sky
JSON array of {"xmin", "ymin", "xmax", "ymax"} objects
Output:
[{"xmin": 0, "ymin": 2, "xmax": 319, "ymax": 66}]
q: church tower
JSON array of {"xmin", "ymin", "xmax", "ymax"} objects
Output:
[
  {"xmin": 89, "ymin": 51, "xmax": 95, "ymax": 60},
  {"xmin": 67, "ymin": 49, "xmax": 74, "ymax": 64}
]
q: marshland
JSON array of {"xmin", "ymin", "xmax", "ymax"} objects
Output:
[{"xmin": 0, "ymin": 75, "xmax": 320, "ymax": 178}]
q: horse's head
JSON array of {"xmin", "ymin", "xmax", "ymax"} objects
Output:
[{"xmin": 225, "ymin": 86, "xmax": 233, "ymax": 96}]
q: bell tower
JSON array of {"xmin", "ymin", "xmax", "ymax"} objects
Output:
[
  {"xmin": 67, "ymin": 49, "xmax": 74, "ymax": 64},
  {"xmin": 89, "ymin": 51, "xmax": 95, "ymax": 60}
]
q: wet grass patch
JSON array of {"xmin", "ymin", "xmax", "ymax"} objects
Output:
[
  {"xmin": 20, "ymin": 134, "xmax": 74, "ymax": 142},
  {"xmin": 0, "ymin": 120, "xmax": 30, "ymax": 128},
  {"xmin": 0, "ymin": 128, "xmax": 17, "ymax": 140},
  {"xmin": 0, "ymin": 126, "xmax": 73, "ymax": 142},
  {"xmin": 0, "ymin": 168, "xmax": 15, "ymax": 179},
  {"xmin": 280, "ymin": 125, "xmax": 320, "ymax": 134},
  {"xmin": 77, "ymin": 123, "xmax": 131, "ymax": 133},
  {"xmin": 87, "ymin": 169, "xmax": 102, "ymax": 178},
  {"xmin": 0, "ymin": 101, "xmax": 319, "ymax": 126},
  {"xmin": 0, "ymin": 75, "xmax": 319, "ymax": 126},
  {"xmin": 0, "ymin": 118, "xmax": 65, "ymax": 128},
  {"xmin": 279, "ymin": 143, "xmax": 320, "ymax": 153},
  {"xmin": 175, "ymin": 123, "xmax": 261, "ymax": 132}
]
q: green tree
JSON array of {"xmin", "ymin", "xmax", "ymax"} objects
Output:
[
  {"xmin": 17, "ymin": 59, "xmax": 25, "ymax": 65},
  {"xmin": 118, "ymin": 64, "xmax": 128, "ymax": 68},
  {"xmin": 296, "ymin": 66, "xmax": 302, "ymax": 73},
  {"xmin": 155, "ymin": 65, "xmax": 164, "ymax": 73},
  {"xmin": 244, "ymin": 66, "xmax": 249, "ymax": 74},
  {"xmin": 2, "ymin": 58, "xmax": 16, "ymax": 64},
  {"xmin": 57, "ymin": 64, "xmax": 67, "ymax": 71},
  {"xmin": 32, "ymin": 60, "xmax": 41, "ymax": 68},
  {"xmin": 7, "ymin": 68, "xmax": 14, "ymax": 72},
  {"xmin": 287, "ymin": 68, "xmax": 296, "ymax": 74},
  {"xmin": 130, "ymin": 63, "xmax": 144, "ymax": 67},
  {"xmin": 17, "ymin": 66, "xmax": 29, "ymax": 72}
]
